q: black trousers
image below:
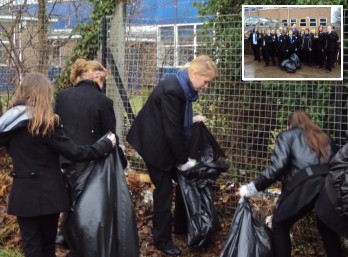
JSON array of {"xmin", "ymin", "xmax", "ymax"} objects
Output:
[
  {"xmin": 272, "ymin": 198, "xmax": 342, "ymax": 257},
  {"xmin": 251, "ymin": 44, "xmax": 260, "ymax": 61},
  {"xmin": 17, "ymin": 213, "xmax": 59, "ymax": 257},
  {"xmin": 145, "ymin": 163, "xmax": 186, "ymax": 249},
  {"xmin": 303, "ymin": 49, "xmax": 312, "ymax": 65},
  {"xmin": 326, "ymin": 50, "xmax": 335, "ymax": 71}
]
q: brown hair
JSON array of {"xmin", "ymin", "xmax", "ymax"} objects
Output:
[
  {"xmin": 187, "ymin": 55, "xmax": 218, "ymax": 79},
  {"xmin": 13, "ymin": 72, "xmax": 58, "ymax": 136},
  {"xmin": 288, "ymin": 110, "xmax": 329, "ymax": 161},
  {"xmin": 70, "ymin": 59, "xmax": 107, "ymax": 85}
]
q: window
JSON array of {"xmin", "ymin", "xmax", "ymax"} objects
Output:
[
  {"xmin": 178, "ymin": 25, "xmax": 194, "ymax": 45},
  {"xmin": 159, "ymin": 26, "xmax": 174, "ymax": 43},
  {"xmin": 244, "ymin": 7, "xmax": 249, "ymax": 12},
  {"xmin": 52, "ymin": 46, "xmax": 60, "ymax": 59},
  {"xmin": 299, "ymin": 18, "xmax": 306, "ymax": 27},
  {"xmin": 281, "ymin": 19, "xmax": 288, "ymax": 27},
  {"xmin": 290, "ymin": 19, "xmax": 297, "ymax": 26},
  {"xmin": 158, "ymin": 24, "xmax": 203, "ymax": 67},
  {"xmin": 319, "ymin": 18, "xmax": 327, "ymax": 26},
  {"xmin": 250, "ymin": 7, "xmax": 256, "ymax": 12},
  {"xmin": 258, "ymin": 7, "xmax": 264, "ymax": 10},
  {"xmin": 177, "ymin": 25, "xmax": 194, "ymax": 66},
  {"xmin": 310, "ymin": 18, "xmax": 316, "ymax": 27}
]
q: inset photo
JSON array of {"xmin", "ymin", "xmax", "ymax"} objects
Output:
[{"xmin": 242, "ymin": 5, "xmax": 343, "ymax": 81}]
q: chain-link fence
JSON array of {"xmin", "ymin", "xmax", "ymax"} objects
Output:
[
  {"xmin": 104, "ymin": 11, "xmax": 347, "ymax": 244},
  {"xmin": 0, "ymin": 1, "xmax": 347, "ymax": 249}
]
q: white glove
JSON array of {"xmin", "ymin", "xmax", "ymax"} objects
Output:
[
  {"xmin": 238, "ymin": 182, "xmax": 258, "ymax": 198},
  {"xmin": 193, "ymin": 115, "xmax": 206, "ymax": 123},
  {"xmin": 107, "ymin": 133, "xmax": 116, "ymax": 147},
  {"xmin": 178, "ymin": 158, "xmax": 197, "ymax": 171}
]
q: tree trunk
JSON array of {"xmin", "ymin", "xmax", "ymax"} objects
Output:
[{"xmin": 37, "ymin": 0, "xmax": 49, "ymax": 75}]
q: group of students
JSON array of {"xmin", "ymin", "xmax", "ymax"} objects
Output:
[
  {"xmin": 247, "ymin": 23, "xmax": 340, "ymax": 73},
  {"xmin": 0, "ymin": 54, "xmax": 347, "ymax": 257}
]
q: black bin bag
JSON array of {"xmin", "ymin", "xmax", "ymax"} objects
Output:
[
  {"xmin": 220, "ymin": 198, "xmax": 273, "ymax": 257},
  {"xmin": 65, "ymin": 136, "xmax": 139, "ymax": 257},
  {"xmin": 177, "ymin": 122, "xmax": 231, "ymax": 247}
]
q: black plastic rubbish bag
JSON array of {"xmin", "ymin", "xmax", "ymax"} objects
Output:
[
  {"xmin": 65, "ymin": 142, "xmax": 139, "ymax": 257},
  {"xmin": 289, "ymin": 53, "xmax": 301, "ymax": 69},
  {"xmin": 178, "ymin": 123, "xmax": 231, "ymax": 247},
  {"xmin": 220, "ymin": 198, "xmax": 273, "ymax": 257}
]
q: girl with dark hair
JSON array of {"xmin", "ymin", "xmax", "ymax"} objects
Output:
[
  {"xmin": 239, "ymin": 110, "xmax": 343, "ymax": 257},
  {"xmin": 0, "ymin": 72, "xmax": 115, "ymax": 257},
  {"xmin": 315, "ymin": 25, "xmax": 326, "ymax": 68}
]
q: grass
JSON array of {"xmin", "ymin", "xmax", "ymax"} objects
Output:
[
  {"xmin": 129, "ymin": 95, "xmax": 145, "ymax": 115},
  {"xmin": 0, "ymin": 248, "xmax": 23, "ymax": 257},
  {"xmin": 0, "ymin": 94, "xmax": 12, "ymax": 114}
]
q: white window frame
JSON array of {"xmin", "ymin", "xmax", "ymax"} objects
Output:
[
  {"xmin": 319, "ymin": 18, "xmax": 327, "ymax": 26},
  {"xmin": 290, "ymin": 19, "xmax": 297, "ymax": 26},
  {"xmin": 299, "ymin": 18, "xmax": 306, "ymax": 27},
  {"xmin": 281, "ymin": 19, "xmax": 288, "ymax": 27},
  {"xmin": 310, "ymin": 18, "xmax": 316, "ymax": 27},
  {"xmin": 157, "ymin": 23, "xmax": 204, "ymax": 68}
]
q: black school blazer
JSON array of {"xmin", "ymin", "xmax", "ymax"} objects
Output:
[{"xmin": 127, "ymin": 76, "xmax": 189, "ymax": 171}]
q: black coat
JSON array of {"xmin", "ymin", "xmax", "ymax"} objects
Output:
[
  {"xmin": 325, "ymin": 31, "xmax": 339, "ymax": 52},
  {"xmin": 0, "ymin": 117, "xmax": 113, "ymax": 217},
  {"xmin": 253, "ymin": 128, "xmax": 334, "ymax": 221},
  {"xmin": 126, "ymin": 76, "xmax": 189, "ymax": 171},
  {"xmin": 315, "ymin": 142, "xmax": 348, "ymax": 237},
  {"xmin": 55, "ymin": 80, "xmax": 127, "ymax": 168},
  {"xmin": 55, "ymin": 80, "xmax": 116, "ymax": 146}
]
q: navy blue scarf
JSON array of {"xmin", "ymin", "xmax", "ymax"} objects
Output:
[{"xmin": 176, "ymin": 69, "xmax": 198, "ymax": 138}]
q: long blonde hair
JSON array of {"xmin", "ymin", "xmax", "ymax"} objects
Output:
[
  {"xmin": 70, "ymin": 59, "xmax": 107, "ymax": 85},
  {"xmin": 13, "ymin": 72, "xmax": 58, "ymax": 136},
  {"xmin": 288, "ymin": 110, "xmax": 329, "ymax": 161}
]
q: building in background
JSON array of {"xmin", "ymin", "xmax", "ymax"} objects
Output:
[{"xmin": 244, "ymin": 6, "xmax": 332, "ymax": 31}]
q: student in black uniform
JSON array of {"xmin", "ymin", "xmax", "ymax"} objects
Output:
[
  {"xmin": 277, "ymin": 28, "xmax": 287, "ymax": 67},
  {"xmin": 239, "ymin": 110, "xmax": 343, "ymax": 257},
  {"xmin": 270, "ymin": 28, "xmax": 277, "ymax": 66},
  {"xmin": 325, "ymin": 25, "xmax": 339, "ymax": 73},
  {"xmin": 127, "ymin": 55, "xmax": 218, "ymax": 256},
  {"xmin": 298, "ymin": 29, "xmax": 305, "ymax": 63},
  {"xmin": 301, "ymin": 28, "xmax": 313, "ymax": 66},
  {"xmin": 249, "ymin": 27, "xmax": 261, "ymax": 62},
  {"xmin": 315, "ymin": 25, "xmax": 326, "ymax": 69},
  {"xmin": 263, "ymin": 28, "xmax": 275, "ymax": 67},
  {"xmin": 286, "ymin": 29, "xmax": 298, "ymax": 59}
]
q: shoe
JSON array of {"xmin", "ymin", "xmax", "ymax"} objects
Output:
[
  {"xmin": 157, "ymin": 243, "xmax": 181, "ymax": 256},
  {"xmin": 325, "ymin": 69, "xmax": 331, "ymax": 73}
]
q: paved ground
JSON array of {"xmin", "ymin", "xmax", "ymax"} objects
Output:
[{"xmin": 243, "ymin": 54, "xmax": 342, "ymax": 80}]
